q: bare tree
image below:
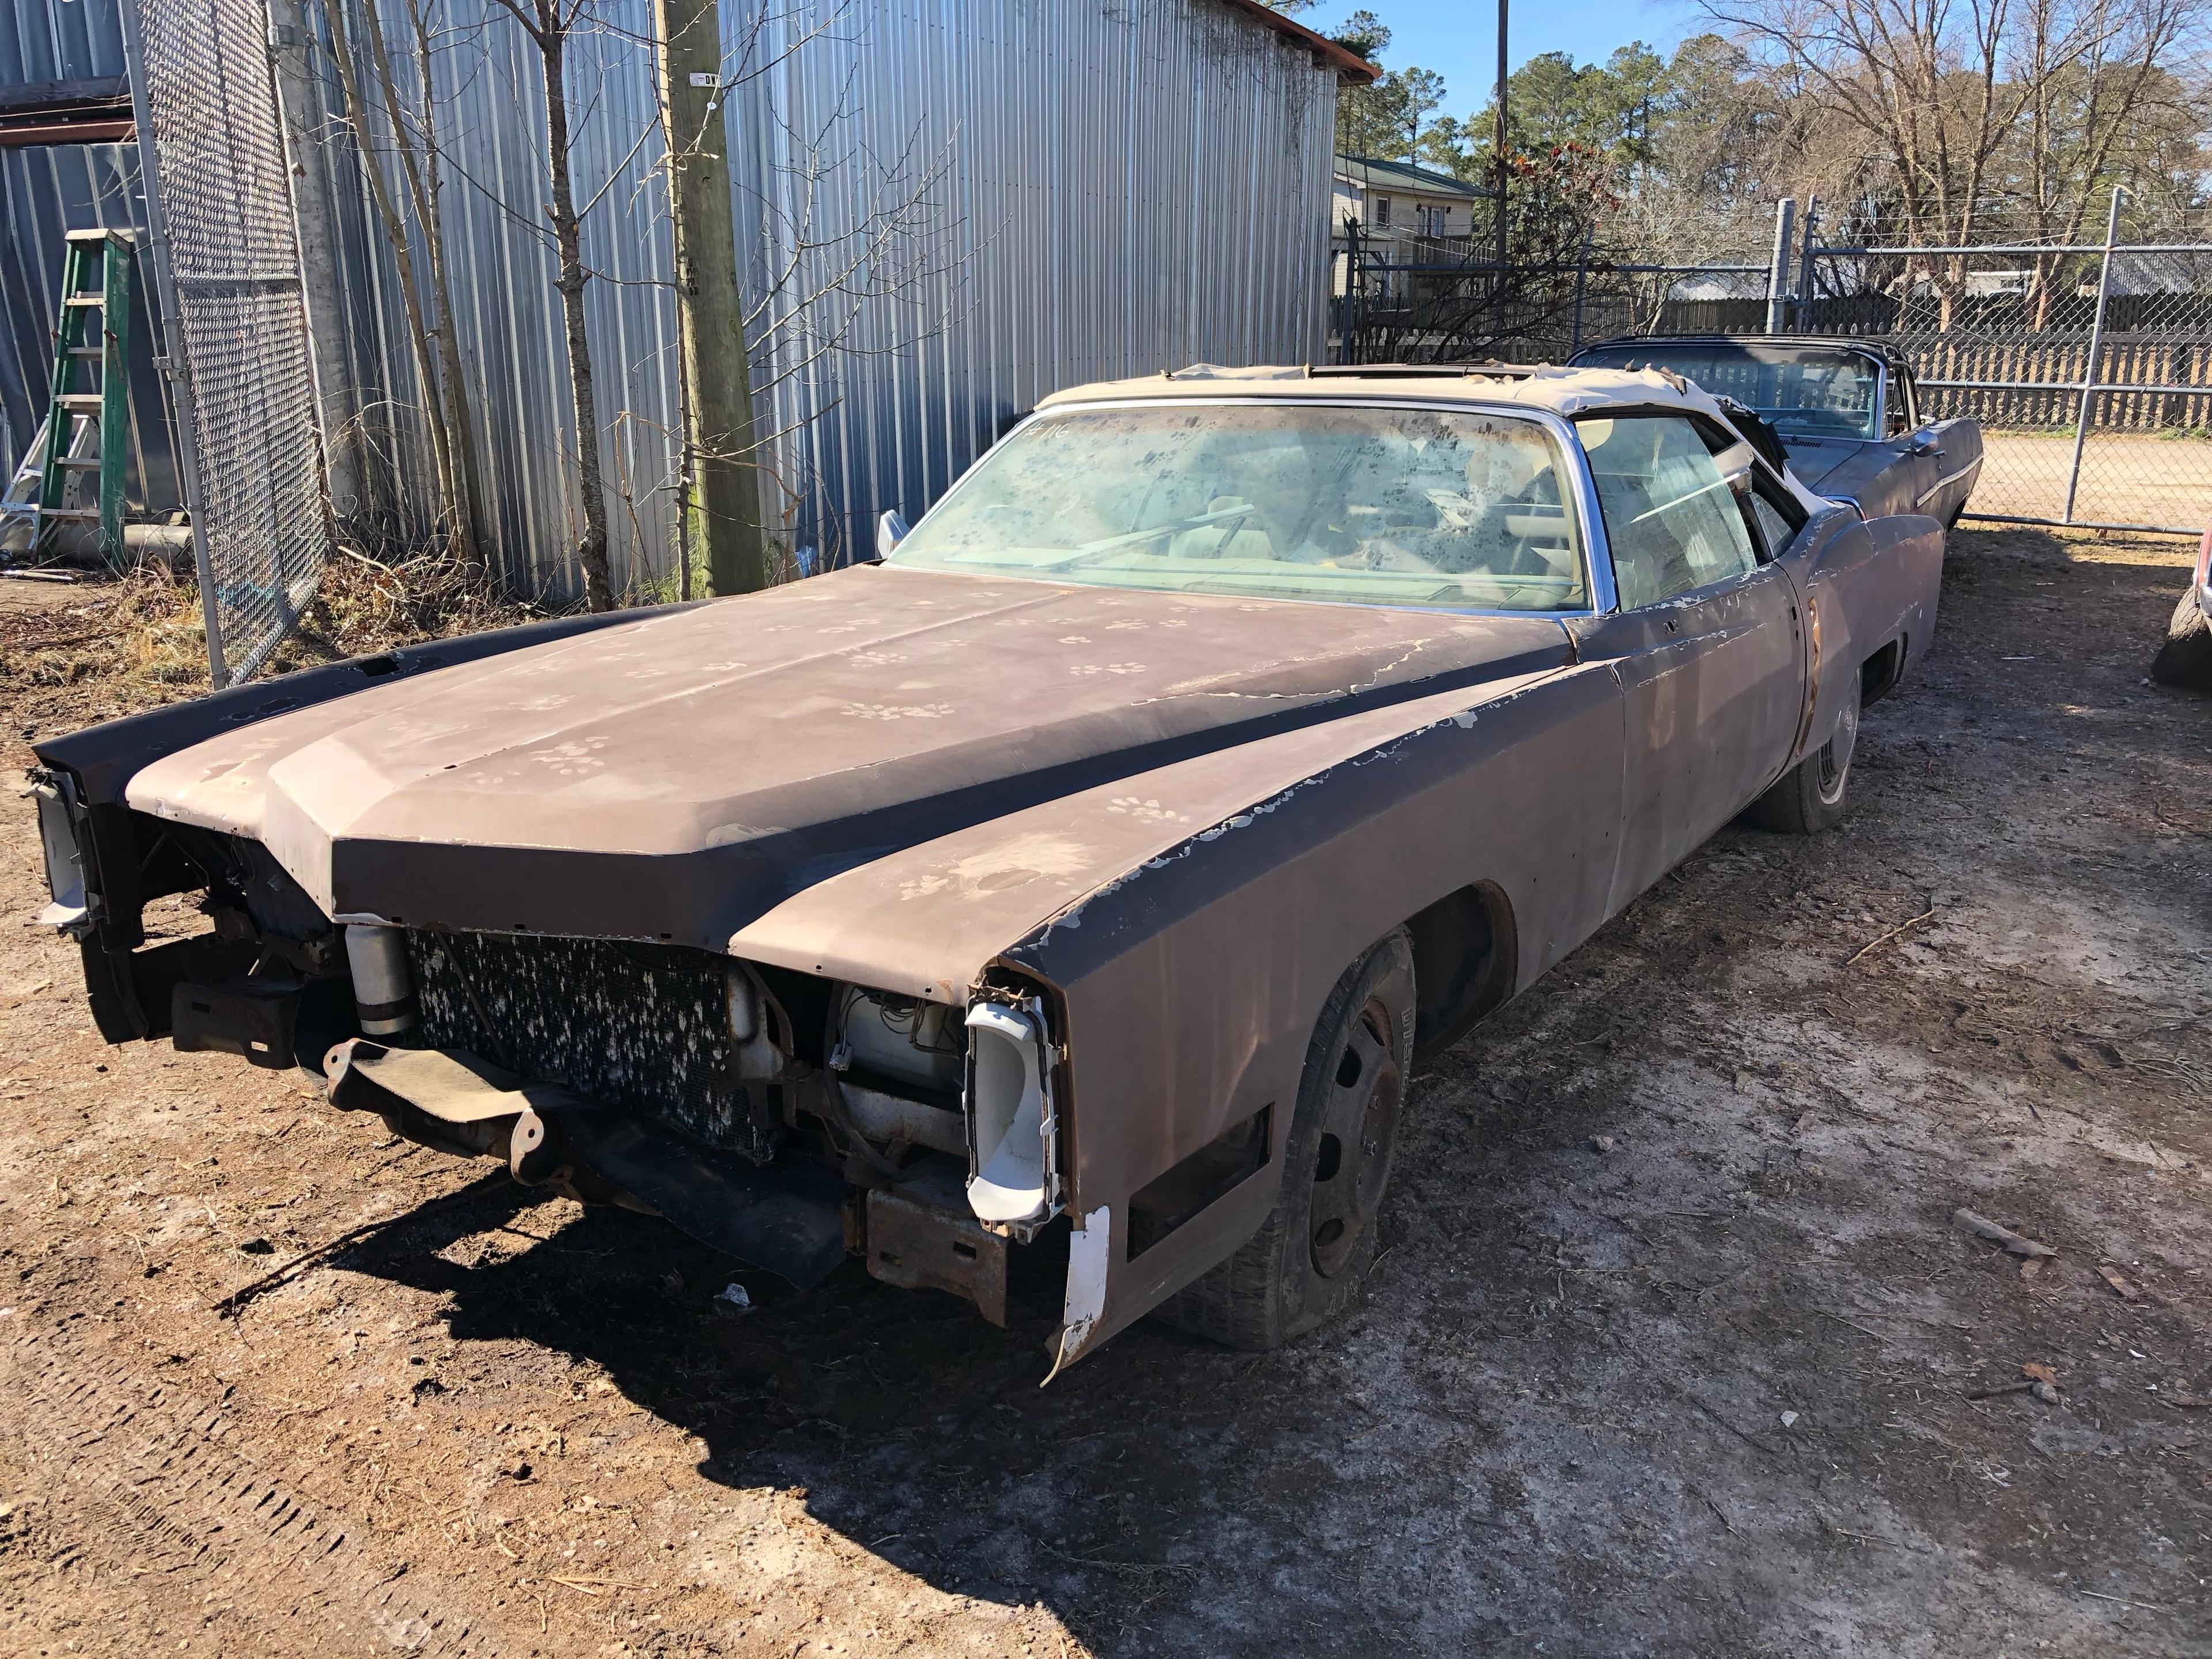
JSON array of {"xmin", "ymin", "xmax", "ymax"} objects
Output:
[
  {"xmin": 316, "ymin": 0, "xmax": 969, "ymax": 598},
  {"xmin": 324, "ymin": 0, "xmax": 475, "ymax": 560},
  {"xmin": 483, "ymin": 0, "xmax": 619, "ymax": 611},
  {"xmin": 1703, "ymin": 0, "xmax": 2209, "ymax": 249},
  {"xmin": 373, "ymin": 0, "xmax": 488, "ymax": 558}
]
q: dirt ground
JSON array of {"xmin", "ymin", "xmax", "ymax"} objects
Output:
[{"xmin": 0, "ymin": 525, "xmax": 2206, "ymax": 1658}]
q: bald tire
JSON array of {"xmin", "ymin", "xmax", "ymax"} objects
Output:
[
  {"xmin": 2152, "ymin": 589, "xmax": 2212, "ymax": 692},
  {"xmin": 1150, "ymin": 930, "xmax": 1416, "ymax": 1351},
  {"xmin": 1745, "ymin": 697, "xmax": 1858, "ymax": 835}
]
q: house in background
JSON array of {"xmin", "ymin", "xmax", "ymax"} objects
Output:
[
  {"xmin": 1332, "ymin": 155, "xmax": 1494, "ymax": 299},
  {"xmin": 1334, "ymin": 155, "xmax": 1490, "ymax": 241}
]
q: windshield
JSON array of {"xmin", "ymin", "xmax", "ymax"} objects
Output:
[
  {"xmin": 886, "ymin": 403, "xmax": 1588, "ymax": 612},
  {"xmin": 1574, "ymin": 342, "xmax": 1882, "ymax": 441}
]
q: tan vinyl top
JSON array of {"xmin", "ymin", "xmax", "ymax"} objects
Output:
[{"xmin": 1035, "ymin": 363, "xmax": 1718, "ymax": 418}]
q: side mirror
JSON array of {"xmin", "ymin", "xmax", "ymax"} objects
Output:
[{"xmin": 876, "ymin": 509, "xmax": 910, "ymax": 560}]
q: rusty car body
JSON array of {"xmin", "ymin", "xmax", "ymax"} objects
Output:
[
  {"xmin": 1570, "ymin": 335, "xmax": 1984, "ymax": 528},
  {"xmin": 29, "ymin": 363, "xmax": 1944, "ymax": 1371}
]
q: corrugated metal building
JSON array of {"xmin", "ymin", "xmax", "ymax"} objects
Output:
[
  {"xmin": 0, "ymin": 0, "xmax": 181, "ymax": 512},
  {"xmin": 2, "ymin": 0, "xmax": 1350, "ymax": 598}
]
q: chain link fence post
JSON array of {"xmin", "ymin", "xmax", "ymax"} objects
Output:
[{"xmin": 2064, "ymin": 188, "xmax": 2125, "ymax": 525}]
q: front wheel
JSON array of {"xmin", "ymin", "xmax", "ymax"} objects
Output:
[
  {"xmin": 1152, "ymin": 930, "xmax": 1416, "ymax": 1350},
  {"xmin": 1745, "ymin": 697, "xmax": 1858, "ymax": 834}
]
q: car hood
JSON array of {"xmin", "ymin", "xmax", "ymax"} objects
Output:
[
  {"xmin": 124, "ymin": 565, "xmax": 1571, "ymax": 943},
  {"xmin": 1776, "ymin": 433, "xmax": 1879, "ymax": 492}
]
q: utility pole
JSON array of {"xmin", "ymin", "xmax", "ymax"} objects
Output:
[
  {"xmin": 1493, "ymin": 0, "xmax": 1508, "ymax": 271},
  {"xmin": 266, "ymin": 0, "xmax": 361, "ymax": 522},
  {"xmin": 653, "ymin": 0, "xmax": 766, "ymax": 594}
]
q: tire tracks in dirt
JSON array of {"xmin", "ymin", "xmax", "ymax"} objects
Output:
[{"xmin": 0, "ymin": 1325, "xmax": 488, "ymax": 1654}]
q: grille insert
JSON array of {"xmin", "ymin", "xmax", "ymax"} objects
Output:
[{"xmin": 408, "ymin": 931, "xmax": 775, "ymax": 1162}]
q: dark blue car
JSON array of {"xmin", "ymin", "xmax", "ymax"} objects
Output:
[{"xmin": 1570, "ymin": 335, "xmax": 1983, "ymax": 528}]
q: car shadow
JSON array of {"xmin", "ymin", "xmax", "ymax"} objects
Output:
[{"xmin": 319, "ymin": 1091, "xmax": 1574, "ymax": 1655}]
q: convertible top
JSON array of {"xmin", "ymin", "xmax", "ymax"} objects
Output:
[{"xmin": 1041, "ymin": 361, "xmax": 1729, "ymax": 416}]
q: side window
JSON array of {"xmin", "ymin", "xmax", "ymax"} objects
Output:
[
  {"xmin": 1579, "ymin": 415, "xmax": 1759, "ymax": 609},
  {"xmin": 1750, "ymin": 487, "xmax": 1801, "ymax": 557},
  {"xmin": 1885, "ymin": 368, "xmax": 1914, "ymax": 436}
]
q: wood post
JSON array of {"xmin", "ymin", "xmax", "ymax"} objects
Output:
[{"xmin": 267, "ymin": 0, "xmax": 362, "ymax": 523}]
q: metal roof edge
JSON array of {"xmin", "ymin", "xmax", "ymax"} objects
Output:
[{"xmin": 1211, "ymin": 0, "xmax": 1378, "ymax": 83}]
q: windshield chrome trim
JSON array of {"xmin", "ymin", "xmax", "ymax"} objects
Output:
[{"xmin": 893, "ymin": 394, "xmax": 1615, "ymax": 618}]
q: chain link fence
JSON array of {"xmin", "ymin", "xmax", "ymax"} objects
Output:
[
  {"xmin": 1804, "ymin": 228, "xmax": 2212, "ymax": 535},
  {"xmin": 1332, "ymin": 213, "xmax": 2212, "ymax": 539},
  {"xmin": 122, "ymin": 0, "xmax": 331, "ymax": 685}
]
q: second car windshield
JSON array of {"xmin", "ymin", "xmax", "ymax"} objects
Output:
[
  {"xmin": 885, "ymin": 403, "xmax": 1588, "ymax": 612},
  {"xmin": 1575, "ymin": 343, "xmax": 1881, "ymax": 441}
]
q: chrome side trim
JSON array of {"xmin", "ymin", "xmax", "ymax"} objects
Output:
[{"xmin": 1914, "ymin": 454, "xmax": 1984, "ymax": 510}]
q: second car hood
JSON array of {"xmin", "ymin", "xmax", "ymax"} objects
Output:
[
  {"xmin": 1778, "ymin": 433, "xmax": 1877, "ymax": 492},
  {"xmin": 126, "ymin": 565, "xmax": 1570, "ymax": 940}
]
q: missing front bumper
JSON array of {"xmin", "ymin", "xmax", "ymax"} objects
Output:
[{"xmin": 324, "ymin": 1039, "xmax": 846, "ymax": 1287}]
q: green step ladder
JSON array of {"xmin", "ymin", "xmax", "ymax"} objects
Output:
[{"xmin": 5, "ymin": 229, "xmax": 134, "ymax": 565}]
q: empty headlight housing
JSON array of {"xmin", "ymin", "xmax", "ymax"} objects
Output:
[
  {"xmin": 31, "ymin": 771, "xmax": 89, "ymax": 932},
  {"xmin": 964, "ymin": 991, "xmax": 1063, "ymax": 1232}
]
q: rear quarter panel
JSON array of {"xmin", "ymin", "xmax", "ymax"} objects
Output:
[
  {"xmin": 1785, "ymin": 512, "xmax": 1945, "ymax": 764},
  {"xmin": 1920, "ymin": 418, "xmax": 1984, "ymax": 521},
  {"xmin": 1808, "ymin": 444, "xmax": 1917, "ymax": 521}
]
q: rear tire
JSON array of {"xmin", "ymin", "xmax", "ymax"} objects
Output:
[
  {"xmin": 1152, "ymin": 930, "xmax": 1416, "ymax": 1350},
  {"xmin": 2151, "ymin": 589, "xmax": 2212, "ymax": 692},
  {"xmin": 1745, "ymin": 697, "xmax": 1858, "ymax": 835}
]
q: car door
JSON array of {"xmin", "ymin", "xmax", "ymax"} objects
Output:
[
  {"xmin": 1872, "ymin": 360, "xmax": 1946, "ymax": 521},
  {"xmin": 1565, "ymin": 413, "xmax": 1808, "ymax": 914},
  {"xmin": 1897, "ymin": 362, "xmax": 1984, "ymax": 525}
]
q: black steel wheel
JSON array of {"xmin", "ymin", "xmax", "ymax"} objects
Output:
[{"xmin": 1152, "ymin": 930, "xmax": 1416, "ymax": 1350}]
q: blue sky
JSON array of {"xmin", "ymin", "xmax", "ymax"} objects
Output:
[{"xmin": 1305, "ymin": 0, "xmax": 1699, "ymax": 119}]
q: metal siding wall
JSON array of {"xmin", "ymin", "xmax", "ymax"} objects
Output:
[
  {"xmin": 730, "ymin": 0, "xmax": 1334, "ymax": 571},
  {"xmin": 0, "ymin": 0, "xmax": 128, "ymax": 82},
  {"xmin": 3, "ymin": 0, "xmax": 1333, "ymax": 597},
  {"xmin": 0, "ymin": 0, "xmax": 182, "ymax": 512}
]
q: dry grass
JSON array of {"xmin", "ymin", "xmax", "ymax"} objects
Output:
[
  {"xmin": 267, "ymin": 546, "xmax": 577, "ymax": 672},
  {"xmin": 0, "ymin": 548, "xmax": 573, "ymax": 727}
]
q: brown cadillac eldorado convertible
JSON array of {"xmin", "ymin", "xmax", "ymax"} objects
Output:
[{"xmin": 28, "ymin": 365, "xmax": 1943, "ymax": 1374}]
